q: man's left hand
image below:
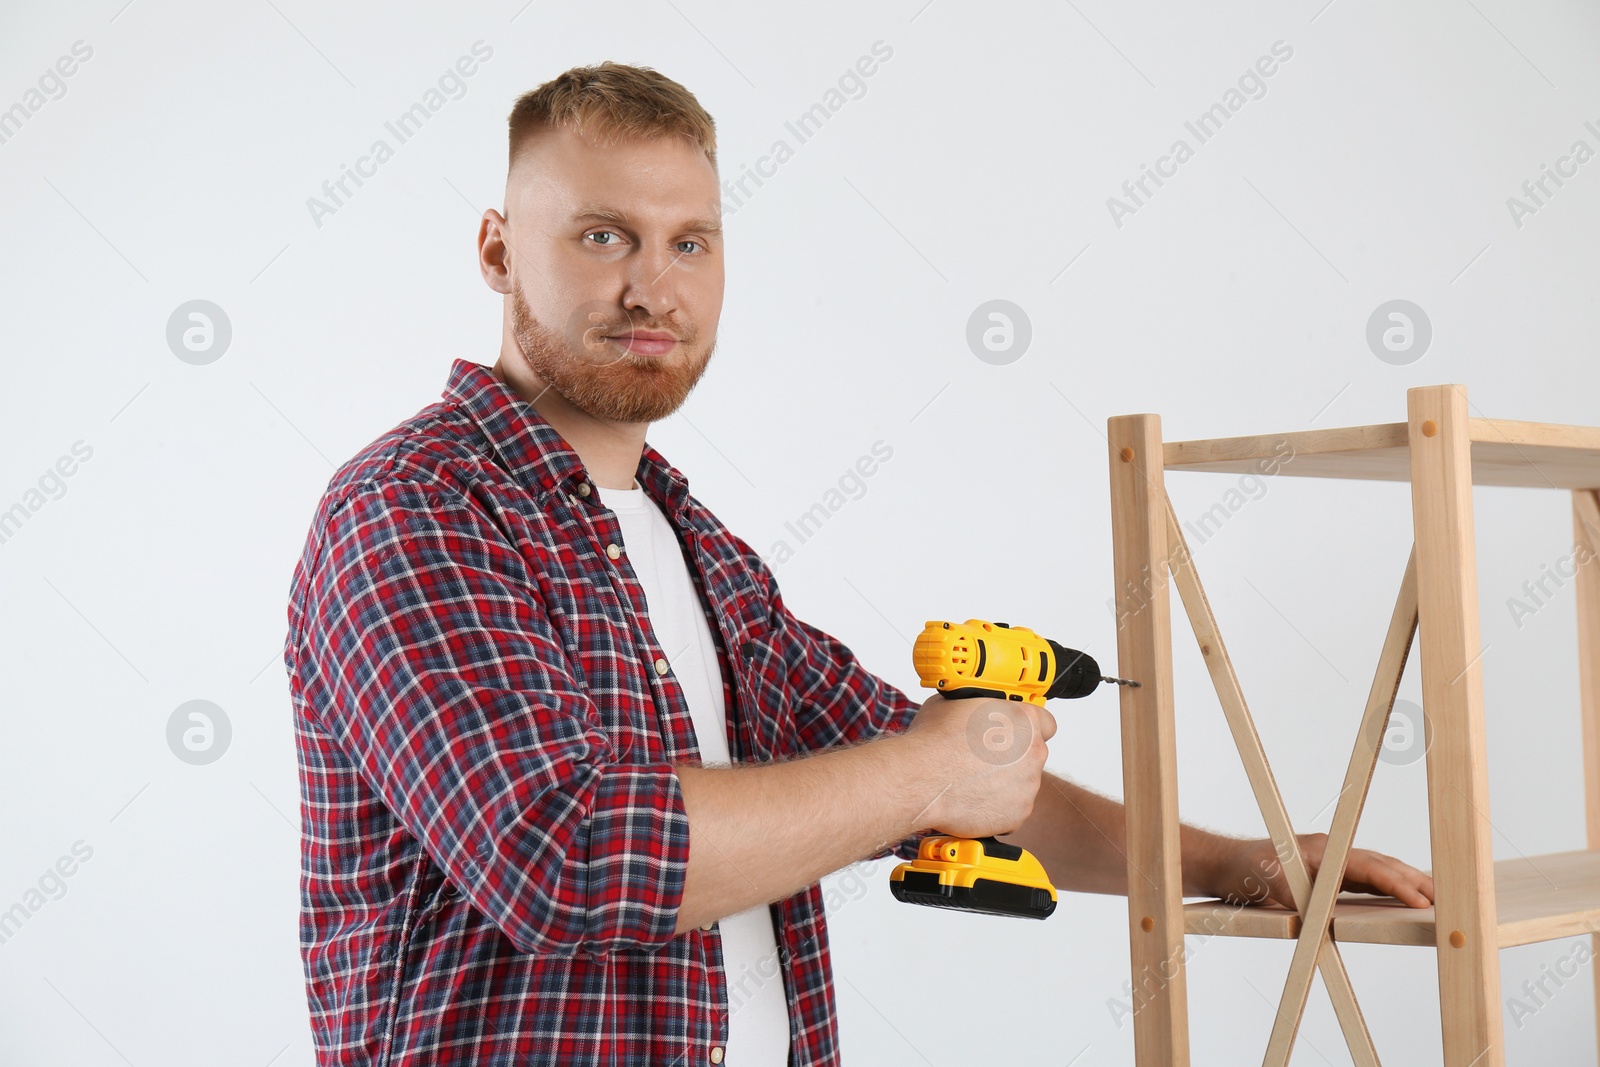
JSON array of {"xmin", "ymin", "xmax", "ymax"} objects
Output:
[{"xmin": 1210, "ymin": 833, "xmax": 1435, "ymax": 910}]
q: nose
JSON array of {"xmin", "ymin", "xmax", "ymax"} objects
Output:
[{"xmin": 621, "ymin": 245, "xmax": 683, "ymax": 322}]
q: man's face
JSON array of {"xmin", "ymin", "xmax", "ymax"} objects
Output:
[{"xmin": 499, "ymin": 125, "xmax": 724, "ymax": 424}]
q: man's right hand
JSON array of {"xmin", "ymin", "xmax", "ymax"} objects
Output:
[{"xmin": 899, "ymin": 692, "xmax": 1057, "ymax": 839}]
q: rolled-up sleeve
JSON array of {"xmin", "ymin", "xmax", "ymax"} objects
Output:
[{"xmin": 299, "ymin": 476, "xmax": 689, "ymax": 954}]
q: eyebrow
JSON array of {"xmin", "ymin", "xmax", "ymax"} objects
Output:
[{"xmin": 570, "ymin": 206, "xmax": 723, "ymax": 237}]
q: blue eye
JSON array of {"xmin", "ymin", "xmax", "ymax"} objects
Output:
[
  {"xmin": 587, "ymin": 231, "xmax": 620, "ymax": 246},
  {"xmin": 676, "ymin": 240, "xmax": 704, "ymax": 255}
]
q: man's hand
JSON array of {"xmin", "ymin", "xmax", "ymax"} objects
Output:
[
  {"xmin": 901, "ymin": 693, "xmax": 1057, "ymax": 840},
  {"xmin": 1208, "ymin": 833, "xmax": 1436, "ymax": 910}
]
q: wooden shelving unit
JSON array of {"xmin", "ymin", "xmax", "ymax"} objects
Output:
[{"xmin": 1105, "ymin": 385, "xmax": 1600, "ymax": 1067}]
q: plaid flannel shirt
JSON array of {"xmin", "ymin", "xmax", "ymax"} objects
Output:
[{"xmin": 284, "ymin": 358, "xmax": 923, "ymax": 1066}]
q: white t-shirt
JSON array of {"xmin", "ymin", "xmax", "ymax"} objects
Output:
[{"xmin": 593, "ymin": 479, "xmax": 791, "ymax": 1065}]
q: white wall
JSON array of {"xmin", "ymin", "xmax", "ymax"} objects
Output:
[{"xmin": 2, "ymin": 0, "xmax": 1598, "ymax": 1063}]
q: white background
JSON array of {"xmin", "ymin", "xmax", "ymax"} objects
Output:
[{"xmin": 2, "ymin": 0, "xmax": 1599, "ymax": 1063}]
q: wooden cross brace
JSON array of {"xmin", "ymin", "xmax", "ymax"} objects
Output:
[{"xmin": 1162, "ymin": 492, "xmax": 1419, "ymax": 1067}]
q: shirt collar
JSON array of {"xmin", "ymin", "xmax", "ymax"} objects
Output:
[{"xmin": 443, "ymin": 359, "xmax": 695, "ymax": 524}]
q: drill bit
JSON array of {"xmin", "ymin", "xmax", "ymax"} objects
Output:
[{"xmin": 1102, "ymin": 675, "xmax": 1141, "ymax": 688}]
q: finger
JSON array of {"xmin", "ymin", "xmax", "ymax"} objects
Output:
[
  {"xmin": 1389, "ymin": 879, "xmax": 1431, "ymax": 908},
  {"xmin": 1340, "ymin": 851, "xmax": 1396, "ymax": 890},
  {"xmin": 1380, "ymin": 861, "xmax": 1435, "ymax": 908},
  {"xmin": 1036, "ymin": 706, "xmax": 1057, "ymax": 743},
  {"xmin": 1370, "ymin": 854, "xmax": 1435, "ymax": 907},
  {"xmin": 1322, "ymin": 850, "xmax": 1390, "ymax": 897},
  {"xmin": 1347, "ymin": 853, "xmax": 1433, "ymax": 908},
  {"xmin": 1417, "ymin": 871, "xmax": 1437, "ymax": 903}
]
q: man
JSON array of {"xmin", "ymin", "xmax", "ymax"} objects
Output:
[{"xmin": 284, "ymin": 62, "xmax": 1434, "ymax": 1067}]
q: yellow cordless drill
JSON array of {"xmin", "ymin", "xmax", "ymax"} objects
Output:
[{"xmin": 888, "ymin": 618, "xmax": 1139, "ymax": 920}]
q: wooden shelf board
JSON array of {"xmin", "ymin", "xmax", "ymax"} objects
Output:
[
  {"xmin": 1163, "ymin": 418, "xmax": 1600, "ymax": 489},
  {"xmin": 1182, "ymin": 850, "xmax": 1600, "ymax": 949}
]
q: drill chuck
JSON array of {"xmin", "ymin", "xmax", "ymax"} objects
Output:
[{"xmin": 1042, "ymin": 638, "xmax": 1110, "ymax": 699}]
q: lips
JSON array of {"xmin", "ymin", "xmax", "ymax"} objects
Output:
[{"xmin": 604, "ymin": 330, "xmax": 679, "ymax": 357}]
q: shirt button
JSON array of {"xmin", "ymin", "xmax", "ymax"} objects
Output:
[
  {"xmin": 578, "ymin": 482, "xmax": 592, "ymax": 497},
  {"xmin": 606, "ymin": 543, "xmax": 622, "ymax": 560},
  {"xmin": 654, "ymin": 657, "xmax": 669, "ymax": 675},
  {"xmin": 700, "ymin": 920, "xmax": 714, "ymax": 931},
  {"xmin": 710, "ymin": 1048, "xmax": 724, "ymax": 1064}
]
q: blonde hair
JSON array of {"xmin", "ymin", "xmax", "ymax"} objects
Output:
[{"xmin": 507, "ymin": 61, "xmax": 717, "ymax": 174}]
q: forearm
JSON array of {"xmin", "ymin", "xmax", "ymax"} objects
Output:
[
  {"xmin": 670, "ymin": 733, "xmax": 934, "ymax": 935},
  {"xmin": 1002, "ymin": 772, "xmax": 1235, "ymax": 898}
]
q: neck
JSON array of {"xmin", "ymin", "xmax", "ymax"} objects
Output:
[{"xmin": 490, "ymin": 355, "xmax": 647, "ymax": 491}]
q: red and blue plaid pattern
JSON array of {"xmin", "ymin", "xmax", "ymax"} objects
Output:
[{"xmin": 284, "ymin": 358, "xmax": 922, "ymax": 1065}]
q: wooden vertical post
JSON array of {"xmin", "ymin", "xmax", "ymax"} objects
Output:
[
  {"xmin": 1572, "ymin": 489, "xmax": 1600, "ymax": 1063},
  {"xmin": 1108, "ymin": 414, "xmax": 1189, "ymax": 1066},
  {"xmin": 1407, "ymin": 385, "xmax": 1504, "ymax": 1067}
]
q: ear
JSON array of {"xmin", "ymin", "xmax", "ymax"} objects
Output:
[{"xmin": 479, "ymin": 208, "xmax": 514, "ymax": 295}]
